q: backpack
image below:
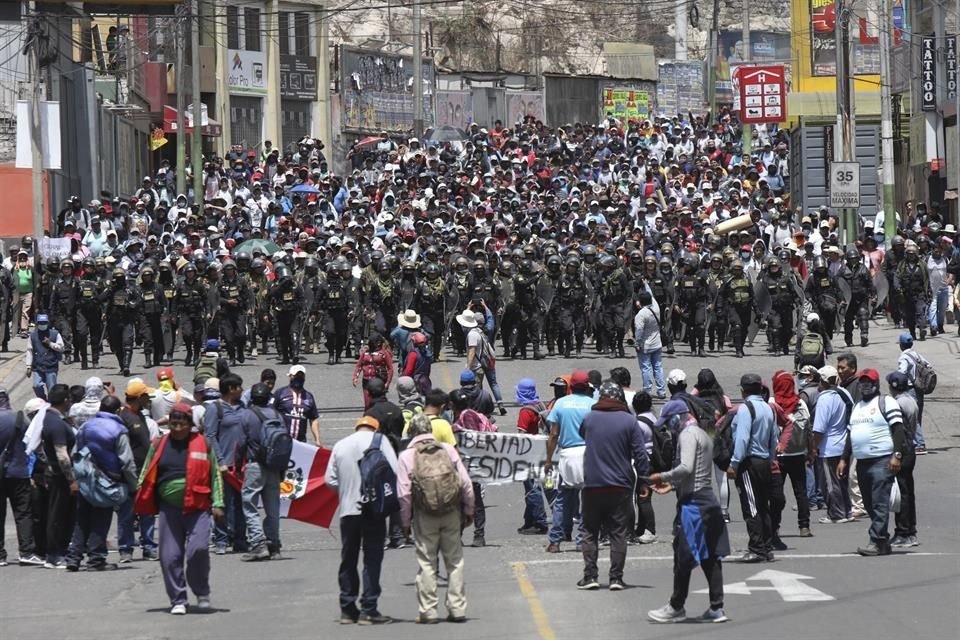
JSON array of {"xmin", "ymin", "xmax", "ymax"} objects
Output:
[
  {"xmin": 472, "ymin": 327, "xmax": 496, "ymax": 371},
  {"xmin": 358, "ymin": 433, "xmax": 399, "ymax": 516},
  {"xmin": 250, "ymin": 407, "xmax": 293, "ymax": 472},
  {"xmin": 713, "ymin": 402, "xmax": 756, "ymax": 470},
  {"xmin": 798, "ymin": 333, "xmax": 825, "ymax": 367},
  {"xmin": 411, "ymin": 438, "xmax": 462, "ymax": 515},
  {"xmin": 677, "ymin": 392, "xmax": 720, "ymax": 433},
  {"xmin": 413, "ymin": 344, "xmax": 432, "ymax": 378},
  {"xmin": 193, "ymin": 353, "xmax": 218, "ymax": 384},
  {"xmin": 907, "ymin": 352, "xmax": 937, "ymax": 394},
  {"xmin": 455, "ymin": 408, "xmax": 497, "ymax": 433},
  {"xmin": 71, "ymin": 429, "xmax": 129, "ymax": 508},
  {"xmin": 402, "ymin": 404, "xmax": 424, "ymax": 435},
  {"xmin": 639, "ymin": 415, "xmax": 673, "ymax": 473}
]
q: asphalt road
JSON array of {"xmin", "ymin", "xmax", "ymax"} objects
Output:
[{"xmin": 2, "ymin": 318, "xmax": 959, "ymax": 639}]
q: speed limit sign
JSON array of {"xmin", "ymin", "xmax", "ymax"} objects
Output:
[{"xmin": 829, "ymin": 161, "xmax": 860, "ymax": 208}]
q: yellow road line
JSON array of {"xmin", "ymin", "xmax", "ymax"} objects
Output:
[{"xmin": 512, "ymin": 561, "xmax": 557, "ymax": 640}]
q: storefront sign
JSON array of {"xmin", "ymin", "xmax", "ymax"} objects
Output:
[
  {"xmin": 921, "ymin": 36, "xmax": 936, "ymax": 112},
  {"xmin": 228, "ymin": 49, "xmax": 267, "ymax": 95},
  {"xmin": 947, "ymin": 36, "xmax": 958, "ymax": 102},
  {"xmin": 280, "ymin": 55, "xmax": 318, "ymax": 100},
  {"xmin": 737, "ymin": 65, "xmax": 787, "ymax": 123}
]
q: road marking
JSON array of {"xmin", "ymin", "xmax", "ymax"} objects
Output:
[
  {"xmin": 512, "ymin": 561, "xmax": 557, "ymax": 640},
  {"xmin": 520, "ymin": 551, "xmax": 957, "ymax": 566},
  {"xmin": 694, "ymin": 569, "xmax": 834, "ymax": 602}
]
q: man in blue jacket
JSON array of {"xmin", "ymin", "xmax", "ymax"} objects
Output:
[
  {"xmin": 65, "ymin": 395, "xmax": 138, "ymax": 571},
  {"xmin": 0, "ymin": 388, "xmax": 44, "ymax": 566},
  {"xmin": 725, "ymin": 373, "xmax": 779, "ymax": 562}
]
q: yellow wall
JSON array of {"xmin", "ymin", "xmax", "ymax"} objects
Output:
[{"xmin": 790, "ymin": 0, "xmax": 881, "ymax": 117}]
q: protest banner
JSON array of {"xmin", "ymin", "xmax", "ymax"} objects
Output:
[{"xmin": 456, "ymin": 430, "xmax": 549, "ymax": 484}]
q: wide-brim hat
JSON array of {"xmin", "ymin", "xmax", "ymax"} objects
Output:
[
  {"xmin": 397, "ymin": 309, "xmax": 421, "ymax": 329},
  {"xmin": 455, "ymin": 311, "xmax": 478, "ymax": 328}
]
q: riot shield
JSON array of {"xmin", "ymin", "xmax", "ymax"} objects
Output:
[
  {"xmin": 537, "ymin": 276, "xmax": 556, "ymax": 312},
  {"xmin": 873, "ymin": 271, "xmax": 889, "ymax": 311},
  {"xmin": 754, "ymin": 279, "xmax": 772, "ymax": 316}
]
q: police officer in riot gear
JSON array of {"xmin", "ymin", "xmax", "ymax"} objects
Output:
[
  {"xmin": 805, "ymin": 256, "xmax": 841, "ymax": 340},
  {"xmin": 173, "ymin": 263, "xmax": 208, "ymax": 366},
  {"xmin": 49, "ymin": 259, "xmax": 79, "ymax": 365},
  {"xmin": 75, "ymin": 257, "xmax": 104, "ymax": 369},
  {"xmin": 894, "ymin": 240, "xmax": 930, "ymax": 341},
  {"xmin": 719, "ymin": 259, "xmax": 755, "ymax": 358},
  {"xmin": 557, "ymin": 254, "xmax": 590, "ymax": 357},
  {"xmin": 218, "ymin": 259, "xmax": 252, "ymax": 365},
  {"xmin": 597, "ymin": 254, "xmax": 631, "ymax": 358},
  {"xmin": 106, "ymin": 267, "xmax": 142, "ymax": 376},
  {"xmin": 841, "ymin": 247, "xmax": 877, "ymax": 347},
  {"xmin": 138, "ymin": 265, "xmax": 167, "ymax": 368},
  {"xmin": 762, "ymin": 257, "xmax": 801, "ymax": 355},
  {"xmin": 270, "ymin": 264, "xmax": 304, "ymax": 364},
  {"xmin": 675, "ymin": 255, "xmax": 709, "ymax": 357}
]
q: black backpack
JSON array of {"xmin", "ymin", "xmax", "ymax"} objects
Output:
[
  {"xmin": 358, "ymin": 433, "xmax": 399, "ymax": 516},
  {"xmin": 677, "ymin": 392, "xmax": 720, "ymax": 433},
  {"xmin": 250, "ymin": 407, "xmax": 293, "ymax": 472},
  {"xmin": 639, "ymin": 415, "xmax": 674, "ymax": 473},
  {"xmin": 713, "ymin": 402, "xmax": 756, "ymax": 470}
]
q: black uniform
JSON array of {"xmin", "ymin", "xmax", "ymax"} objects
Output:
[
  {"xmin": 719, "ymin": 272, "xmax": 754, "ymax": 357},
  {"xmin": 805, "ymin": 270, "xmax": 841, "ymax": 339},
  {"xmin": 48, "ymin": 274, "xmax": 79, "ymax": 364},
  {"xmin": 138, "ymin": 276, "xmax": 167, "ymax": 368},
  {"xmin": 512, "ymin": 269, "xmax": 545, "ymax": 359},
  {"xmin": 270, "ymin": 278, "xmax": 304, "ymax": 364},
  {"xmin": 173, "ymin": 274, "xmax": 208, "ymax": 366},
  {"xmin": 648, "ymin": 268, "xmax": 676, "ymax": 353},
  {"xmin": 557, "ymin": 270, "xmax": 589, "ymax": 357},
  {"xmin": 218, "ymin": 272, "xmax": 252, "ymax": 364},
  {"xmin": 597, "ymin": 267, "xmax": 631, "ymax": 357},
  {"xmin": 319, "ymin": 272, "xmax": 350, "ymax": 364},
  {"xmin": 763, "ymin": 270, "xmax": 800, "ymax": 355},
  {"xmin": 894, "ymin": 258, "xmax": 930, "ymax": 340},
  {"xmin": 841, "ymin": 263, "xmax": 876, "ymax": 346},
  {"xmin": 75, "ymin": 275, "xmax": 104, "ymax": 368},
  {"xmin": 106, "ymin": 275, "xmax": 142, "ymax": 375},
  {"xmin": 676, "ymin": 270, "xmax": 709, "ymax": 356}
]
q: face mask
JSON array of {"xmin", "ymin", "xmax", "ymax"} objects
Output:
[
  {"xmin": 290, "ymin": 376, "xmax": 305, "ymax": 389},
  {"xmin": 858, "ymin": 381, "xmax": 879, "ymax": 399},
  {"xmin": 36, "ymin": 323, "xmax": 48, "ymax": 332}
]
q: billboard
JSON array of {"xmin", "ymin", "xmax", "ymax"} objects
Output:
[
  {"xmin": 227, "ymin": 49, "xmax": 267, "ymax": 95},
  {"xmin": 656, "ymin": 61, "xmax": 704, "ymax": 116},
  {"xmin": 280, "ymin": 55, "xmax": 317, "ymax": 101},
  {"xmin": 601, "ymin": 87, "xmax": 651, "ymax": 122},
  {"xmin": 339, "ymin": 47, "xmax": 435, "ymax": 133},
  {"xmin": 809, "ymin": 0, "xmax": 905, "ymax": 77}
]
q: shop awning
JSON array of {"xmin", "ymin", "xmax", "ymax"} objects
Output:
[{"xmin": 162, "ymin": 105, "xmax": 222, "ymax": 137}]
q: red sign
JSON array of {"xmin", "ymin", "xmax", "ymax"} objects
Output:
[{"xmin": 736, "ymin": 64, "xmax": 787, "ymax": 124}]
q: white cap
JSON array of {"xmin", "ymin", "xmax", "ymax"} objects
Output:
[
  {"xmin": 666, "ymin": 369, "xmax": 687, "ymax": 385},
  {"xmin": 288, "ymin": 364, "xmax": 307, "ymax": 377},
  {"xmin": 818, "ymin": 365, "xmax": 839, "ymax": 382}
]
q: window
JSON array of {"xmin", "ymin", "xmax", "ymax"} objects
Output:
[
  {"xmin": 294, "ymin": 12, "xmax": 310, "ymax": 56},
  {"xmin": 226, "ymin": 5, "xmax": 240, "ymax": 50},
  {"xmin": 244, "ymin": 7, "xmax": 262, "ymax": 52},
  {"xmin": 278, "ymin": 12, "xmax": 290, "ymax": 55}
]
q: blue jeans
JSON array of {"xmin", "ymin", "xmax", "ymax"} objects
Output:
[
  {"xmin": 636, "ymin": 349, "xmax": 666, "ymax": 395},
  {"xmin": 522, "ymin": 479, "xmax": 550, "ymax": 528},
  {"xmin": 116, "ymin": 497, "xmax": 157, "ymax": 553},
  {"xmin": 548, "ymin": 487, "xmax": 583, "ymax": 545},
  {"xmin": 856, "ymin": 457, "xmax": 895, "ymax": 545},
  {"xmin": 479, "ymin": 367, "xmax": 503, "ymax": 404},
  {"xmin": 31, "ymin": 369, "xmax": 58, "ymax": 400},
  {"xmin": 242, "ymin": 462, "xmax": 282, "ymax": 550},
  {"xmin": 213, "ymin": 484, "xmax": 246, "ymax": 551},
  {"xmin": 928, "ymin": 287, "xmax": 948, "ymax": 330},
  {"xmin": 915, "ymin": 392, "xmax": 927, "ymax": 449}
]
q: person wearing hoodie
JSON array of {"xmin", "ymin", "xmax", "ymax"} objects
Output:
[
  {"xmin": 68, "ymin": 377, "xmax": 107, "ymax": 429},
  {"xmin": 576, "ymin": 381, "xmax": 648, "ymax": 591},
  {"xmin": 515, "ymin": 378, "xmax": 550, "ymax": 535},
  {"xmin": 151, "ymin": 368, "xmax": 195, "ymax": 427},
  {"xmin": 25, "ymin": 314, "xmax": 64, "ymax": 400}
]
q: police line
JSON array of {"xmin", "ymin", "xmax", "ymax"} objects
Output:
[{"xmin": 455, "ymin": 430, "xmax": 549, "ymax": 485}]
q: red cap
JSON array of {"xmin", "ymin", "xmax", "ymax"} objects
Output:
[
  {"xmin": 858, "ymin": 368, "xmax": 880, "ymax": 383},
  {"xmin": 569, "ymin": 370, "xmax": 590, "ymax": 389},
  {"xmin": 157, "ymin": 367, "xmax": 175, "ymax": 382},
  {"xmin": 170, "ymin": 402, "xmax": 194, "ymax": 421}
]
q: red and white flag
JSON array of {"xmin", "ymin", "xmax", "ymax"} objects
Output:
[{"xmin": 279, "ymin": 440, "xmax": 339, "ymax": 528}]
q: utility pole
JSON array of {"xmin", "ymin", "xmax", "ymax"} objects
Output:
[
  {"xmin": 835, "ymin": 1, "xmax": 856, "ymax": 244},
  {"xmin": 741, "ymin": 0, "xmax": 752, "ymax": 156},
  {"xmin": 956, "ymin": 0, "xmax": 960, "ymax": 215},
  {"xmin": 191, "ymin": 0, "xmax": 202, "ymax": 202},
  {"xmin": 707, "ymin": 0, "xmax": 720, "ymax": 120},
  {"xmin": 175, "ymin": 14, "xmax": 186, "ymax": 197},
  {"xmin": 879, "ymin": 0, "xmax": 897, "ymax": 241},
  {"xmin": 674, "ymin": 0, "xmax": 687, "ymax": 61},
  {"xmin": 413, "ymin": 0, "xmax": 423, "ymax": 137},
  {"xmin": 27, "ymin": 5, "xmax": 44, "ymax": 240}
]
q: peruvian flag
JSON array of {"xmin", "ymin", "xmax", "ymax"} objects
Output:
[{"xmin": 279, "ymin": 441, "xmax": 339, "ymax": 528}]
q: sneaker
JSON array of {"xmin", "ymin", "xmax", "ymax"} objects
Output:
[
  {"xmin": 903, "ymin": 535, "xmax": 920, "ymax": 547},
  {"xmin": 270, "ymin": 549, "xmax": 284, "ymax": 560},
  {"xmin": 446, "ymin": 613, "xmax": 468, "ymax": 623},
  {"xmin": 701, "ymin": 607, "xmax": 729, "ymax": 623},
  {"xmin": 17, "ymin": 554, "xmax": 44, "ymax": 566},
  {"xmin": 772, "ymin": 537, "xmax": 788, "ymax": 551},
  {"xmin": 43, "ymin": 559, "xmax": 67, "ymax": 569},
  {"xmin": 648, "ymin": 604, "xmax": 686, "ymax": 623},
  {"xmin": 818, "ymin": 516, "xmax": 852, "ymax": 524},
  {"xmin": 798, "ymin": 528, "xmax": 813, "ymax": 538},
  {"xmin": 915, "ymin": 447, "xmax": 928, "ymax": 455},
  {"xmin": 357, "ymin": 611, "xmax": 392, "ymax": 625},
  {"xmin": 142, "ymin": 548, "xmax": 159, "ymax": 561},
  {"xmin": 415, "ymin": 615, "xmax": 439, "ymax": 624},
  {"xmin": 472, "ymin": 535, "xmax": 486, "ymax": 548},
  {"xmin": 65, "ymin": 563, "xmax": 80, "ymax": 572},
  {"xmin": 118, "ymin": 551, "xmax": 134, "ymax": 564},
  {"xmin": 626, "ymin": 533, "xmax": 641, "ymax": 545},
  {"xmin": 889, "ymin": 535, "xmax": 907, "ymax": 547},
  {"xmin": 214, "ymin": 544, "xmax": 227, "ymax": 555},
  {"xmin": 241, "ymin": 545, "xmax": 271, "ymax": 562},
  {"xmin": 599, "ymin": 536, "xmax": 610, "ymax": 547},
  {"xmin": 339, "ymin": 613, "xmax": 358, "ymax": 625},
  {"xmin": 638, "ymin": 530, "xmax": 658, "ymax": 544},
  {"xmin": 170, "ymin": 604, "xmax": 187, "ymax": 615},
  {"xmin": 196, "ymin": 596, "xmax": 211, "ymax": 610},
  {"xmin": 850, "ymin": 508, "xmax": 868, "ymax": 519},
  {"xmin": 738, "ymin": 551, "xmax": 766, "ymax": 563},
  {"xmin": 0, "ymin": 558, "xmax": 9, "ymax": 567},
  {"xmin": 576, "ymin": 577, "xmax": 600, "ymax": 590},
  {"xmin": 857, "ymin": 542, "xmax": 892, "ymax": 557},
  {"xmin": 518, "ymin": 525, "xmax": 549, "ymax": 535},
  {"xmin": 722, "ymin": 512, "xmax": 731, "ymax": 524},
  {"xmin": 608, "ymin": 578, "xmax": 626, "ymax": 591},
  {"xmin": 545, "ymin": 543, "xmax": 561, "ymax": 553}
]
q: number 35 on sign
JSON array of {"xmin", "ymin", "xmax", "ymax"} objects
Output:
[{"xmin": 829, "ymin": 161, "xmax": 860, "ymax": 208}]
